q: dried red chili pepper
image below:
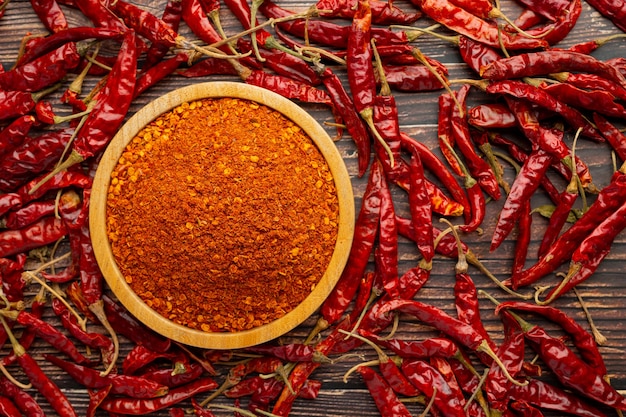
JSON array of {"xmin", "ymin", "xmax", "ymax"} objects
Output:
[
  {"xmin": 176, "ymin": 57, "xmax": 239, "ymax": 77},
  {"xmin": 545, "ymin": 82, "xmax": 626, "ymax": 118},
  {"xmin": 243, "ymin": 70, "xmax": 332, "ymax": 105},
  {"xmin": 457, "ymin": 35, "xmax": 501, "ymax": 75},
  {"xmin": 438, "ymin": 92, "xmax": 463, "ymax": 176},
  {"xmin": 593, "ymin": 113, "xmax": 626, "ymax": 161},
  {"xmin": 123, "ymin": 344, "xmax": 186, "ymax": 376},
  {"xmin": 491, "ymin": 149, "xmax": 554, "ymax": 251},
  {"xmin": 485, "ymin": 310, "xmax": 526, "ymax": 413},
  {"xmin": 110, "ymin": 0, "xmax": 179, "ymax": 49},
  {"xmin": 356, "ymin": 366, "xmax": 413, "ymax": 417},
  {"xmin": 0, "ymin": 42, "xmax": 81, "ymax": 92},
  {"xmin": 538, "ymin": 174, "xmax": 578, "ymax": 258},
  {"xmin": 481, "ymin": 50, "xmax": 626, "ymax": 89},
  {"xmin": 102, "ymin": 294, "xmax": 172, "ymax": 353},
  {"xmin": 508, "ymin": 379, "xmax": 607, "ymax": 417},
  {"xmin": 419, "ymin": 0, "xmax": 548, "ymax": 50},
  {"xmin": 0, "ymin": 115, "xmax": 36, "ymax": 158},
  {"xmin": 486, "ymin": 81, "xmax": 601, "ymax": 141},
  {"xmin": 134, "ymin": 52, "xmax": 189, "ymax": 98},
  {"xmin": 2, "ymin": 309, "xmax": 93, "ymax": 365},
  {"xmin": 376, "ymin": 172, "xmax": 400, "ymax": 296},
  {"xmin": 0, "ymin": 194, "xmax": 22, "ymax": 218},
  {"xmin": 0, "ymin": 316, "xmax": 78, "ymax": 417},
  {"xmin": 523, "ymin": 0, "xmax": 581, "ymax": 45},
  {"xmin": 319, "ymin": 160, "xmax": 381, "ymax": 325},
  {"xmin": 141, "ymin": 362, "xmax": 205, "ymax": 388},
  {"xmin": 379, "ymin": 64, "xmax": 445, "ymax": 92},
  {"xmin": 317, "ymin": 65, "xmax": 371, "ymax": 177},
  {"xmin": 0, "ymin": 394, "xmax": 26, "ymax": 417},
  {"xmin": 502, "ymin": 310, "xmax": 626, "ymax": 409},
  {"xmin": 468, "ymin": 103, "xmax": 516, "ymax": 129},
  {"xmin": 0, "ymin": 377, "xmax": 44, "ymax": 417},
  {"xmin": 401, "ymin": 359, "xmax": 466, "ymax": 417},
  {"xmin": 539, "ymin": 199, "xmax": 626, "ymax": 304},
  {"xmin": 30, "ymin": 0, "xmax": 68, "ymax": 32},
  {"xmin": 247, "ymin": 343, "xmax": 327, "ymax": 363},
  {"xmin": 37, "ymin": 30, "xmax": 137, "ymax": 187},
  {"xmin": 451, "ymin": 84, "xmax": 501, "ymax": 200},
  {"xmin": 144, "ymin": 0, "xmax": 184, "ymax": 68},
  {"xmin": 360, "ymin": 330, "xmax": 461, "ymax": 359},
  {"xmin": 496, "ymin": 301, "xmax": 606, "ymax": 376},
  {"xmin": 0, "ymin": 216, "xmax": 66, "ymax": 258},
  {"xmin": 510, "ymin": 162, "xmax": 626, "ymax": 288},
  {"xmin": 316, "ymin": 0, "xmax": 421, "ymax": 25},
  {"xmin": 513, "ymin": 201, "xmax": 533, "ymax": 275},
  {"xmin": 45, "ymin": 354, "xmax": 169, "ymax": 398},
  {"xmin": 99, "ymin": 377, "xmax": 218, "ymax": 414}
]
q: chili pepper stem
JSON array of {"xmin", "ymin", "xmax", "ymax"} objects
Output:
[
  {"xmin": 198, "ymin": 371, "xmax": 240, "ymax": 407},
  {"xmin": 418, "ymin": 386, "xmax": 436, "ymax": 417},
  {"xmin": 0, "ymin": 315, "xmax": 32, "ymax": 389},
  {"xmin": 342, "ymin": 360, "xmax": 380, "ymax": 382},
  {"xmin": 534, "ymin": 263, "xmax": 581, "ymax": 305},
  {"xmin": 477, "ymin": 339, "xmax": 528, "ymax": 386},
  {"xmin": 388, "ymin": 24, "xmax": 445, "ymax": 43},
  {"xmin": 464, "ymin": 368, "xmax": 489, "ymax": 412},
  {"xmin": 465, "ymin": 251, "xmax": 531, "ymax": 299},
  {"xmin": 305, "ymin": 317, "xmax": 329, "ymax": 344},
  {"xmin": 87, "ymin": 301, "xmax": 119, "ymax": 376},
  {"xmin": 250, "ymin": 0, "xmax": 266, "ymax": 62},
  {"xmin": 573, "ymin": 287, "xmax": 607, "ymax": 345},
  {"xmin": 27, "ymin": 150, "xmax": 85, "ymax": 195},
  {"xmin": 411, "ymin": 47, "xmax": 458, "ymax": 111},
  {"xmin": 53, "ymin": 108, "xmax": 92, "ymax": 125}
]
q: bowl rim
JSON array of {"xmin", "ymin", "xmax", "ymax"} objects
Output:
[{"xmin": 90, "ymin": 81, "xmax": 355, "ymax": 349}]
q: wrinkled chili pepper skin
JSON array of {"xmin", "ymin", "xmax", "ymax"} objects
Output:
[
  {"xmin": 513, "ymin": 201, "xmax": 532, "ymax": 274},
  {"xmin": 377, "ymin": 173, "xmax": 400, "ymax": 296},
  {"xmin": 457, "ymin": 35, "xmax": 501, "ymax": 74},
  {"xmin": 30, "ymin": 0, "xmax": 68, "ymax": 32},
  {"xmin": 401, "ymin": 359, "xmax": 466, "ymax": 417},
  {"xmin": 0, "ymin": 377, "xmax": 45, "ymax": 417},
  {"xmin": 244, "ymin": 70, "xmax": 331, "ymax": 105},
  {"xmin": 0, "ymin": 90, "xmax": 39, "ymax": 122},
  {"xmin": 357, "ymin": 366, "xmax": 413, "ymax": 417},
  {"xmin": 346, "ymin": 0, "xmax": 375, "ymax": 115},
  {"xmin": 316, "ymin": 0, "xmax": 421, "ymax": 25},
  {"xmin": 319, "ymin": 161, "xmax": 382, "ymax": 325},
  {"xmin": 594, "ymin": 113, "xmax": 626, "ymax": 161},
  {"xmin": 420, "ymin": 0, "xmax": 548, "ymax": 50},
  {"xmin": 72, "ymin": 30, "xmax": 137, "ymax": 160},
  {"xmin": 491, "ymin": 149, "xmax": 554, "ymax": 251},
  {"xmin": 487, "ymin": 81, "xmax": 601, "ymax": 141},
  {"xmin": 362, "ymin": 330, "xmax": 459, "ymax": 359},
  {"xmin": 17, "ymin": 351, "xmax": 78, "ymax": 417},
  {"xmin": 537, "ymin": 179, "xmax": 577, "ymax": 258},
  {"xmin": 511, "ymin": 167, "xmax": 626, "ymax": 288},
  {"xmin": 509, "ymin": 379, "xmax": 607, "ymax": 417},
  {"xmin": 381, "ymin": 64, "xmax": 445, "ymax": 92},
  {"xmin": 319, "ymin": 66, "xmax": 370, "ymax": 176},
  {"xmin": 481, "ymin": 50, "xmax": 626, "ymax": 89},
  {"xmin": 0, "ymin": 115, "xmax": 36, "ymax": 158},
  {"xmin": 406, "ymin": 147, "xmax": 434, "ymax": 264},
  {"xmin": 544, "ymin": 82, "xmax": 626, "ymax": 118},
  {"xmin": 524, "ymin": 0, "xmax": 582, "ymax": 45},
  {"xmin": 468, "ymin": 103, "xmax": 516, "ymax": 129},
  {"xmin": 0, "ymin": 216, "xmax": 67, "ymax": 258},
  {"xmin": 99, "ymin": 377, "xmax": 218, "ymax": 414},
  {"xmin": 586, "ymin": 0, "xmax": 626, "ymax": 32},
  {"xmin": 523, "ymin": 325, "xmax": 626, "ymax": 409},
  {"xmin": 110, "ymin": 0, "xmax": 179, "ymax": 47},
  {"xmin": 134, "ymin": 52, "xmax": 189, "ymax": 99}
]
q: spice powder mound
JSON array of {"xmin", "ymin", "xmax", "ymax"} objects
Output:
[{"xmin": 106, "ymin": 97, "xmax": 340, "ymax": 332}]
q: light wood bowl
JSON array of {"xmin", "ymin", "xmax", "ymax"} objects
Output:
[{"xmin": 90, "ymin": 82, "xmax": 354, "ymax": 350}]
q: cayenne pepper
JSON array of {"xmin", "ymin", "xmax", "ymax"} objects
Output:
[{"xmin": 107, "ymin": 98, "xmax": 339, "ymax": 332}]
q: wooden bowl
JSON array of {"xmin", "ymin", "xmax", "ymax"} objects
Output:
[{"xmin": 90, "ymin": 82, "xmax": 354, "ymax": 349}]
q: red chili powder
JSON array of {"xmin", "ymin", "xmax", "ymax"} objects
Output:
[{"xmin": 106, "ymin": 97, "xmax": 339, "ymax": 332}]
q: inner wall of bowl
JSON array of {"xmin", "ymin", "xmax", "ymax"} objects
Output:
[{"xmin": 91, "ymin": 82, "xmax": 354, "ymax": 349}]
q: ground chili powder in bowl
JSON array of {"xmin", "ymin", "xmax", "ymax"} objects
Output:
[{"xmin": 90, "ymin": 82, "xmax": 354, "ymax": 349}]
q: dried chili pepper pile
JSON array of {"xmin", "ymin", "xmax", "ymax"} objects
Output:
[{"xmin": 0, "ymin": 0, "xmax": 625, "ymax": 416}]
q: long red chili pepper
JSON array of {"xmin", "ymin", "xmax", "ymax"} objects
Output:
[
  {"xmin": 513, "ymin": 200, "xmax": 532, "ymax": 275},
  {"xmin": 537, "ymin": 174, "xmax": 578, "ymax": 258},
  {"xmin": 361, "ymin": 330, "xmax": 460, "ymax": 359},
  {"xmin": 356, "ymin": 366, "xmax": 413, "ymax": 417},
  {"xmin": 593, "ymin": 113, "xmax": 626, "ymax": 161},
  {"xmin": 0, "ymin": 216, "xmax": 67, "ymax": 258},
  {"xmin": 243, "ymin": 70, "xmax": 331, "ymax": 105},
  {"xmin": 496, "ymin": 301, "xmax": 606, "ymax": 376},
  {"xmin": 491, "ymin": 149, "xmax": 554, "ymax": 251},
  {"xmin": 99, "ymin": 377, "xmax": 218, "ymax": 414},
  {"xmin": 144, "ymin": 0, "xmax": 184, "ymax": 68},
  {"xmin": 481, "ymin": 50, "xmax": 626, "ymax": 89},
  {"xmin": 539, "ymin": 199, "xmax": 626, "ymax": 304},
  {"xmin": 419, "ymin": 0, "xmax": 548, "ymax": 50},
  {"xmin": 438, "ymin": 92, "xmax": 463, "ymax": 176},
  {"xmin": 30, "ymin": 0, "xmax": 68, "ymax": 32},
  {"xmin": 319, "ymin": 160, "xmax": 382, "ymax": 325},
  {"xmin": 0, "ymin": 115, "xmax": 35, "ymax": 158},
  {"xmin": 468, "ymin": 103, "xmax": 516, "ymax": 129},
  {"xmin": 502, "ymin": 310, "xmax": 626, "ymax": 409},
  {"xmin": 523, "ymin": 0, "xmax": 582, "ymax": 45},
  {"xmin": 377, "ymin": 172, "xmax": 400, "ymax": 296},
  {"xmin": 510, "ymin": 162, "xmax": 626, "ymax": 289},
  {"xmin": 451, "ymin": 84, "xmax": 501, "ymax": 200},
  {"xmin": 0, "ymin": 377, "xmax": 45, "ymax": 417},
  {"xmin": 556, "ymin": 72, "xmax": 626, "ymax": 102},
  {"xmin": 401, "ymin": 359, "xmax": 466, "ymax": 417},
  {"xmin": 544, "ymin": 82, "xmax": 626, "ymax": 118},
  {"xmin": 316, "ymin": 0, "xmax": 421, "ymax": 25},
  {"xmin": 586, "ymin": 0, "xmax": 626, "ymax": 32}
]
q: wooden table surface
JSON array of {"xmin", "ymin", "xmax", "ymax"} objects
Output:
[{"xmin": 1, "ymin": 0, "xmax": 626, "ymax": 416}]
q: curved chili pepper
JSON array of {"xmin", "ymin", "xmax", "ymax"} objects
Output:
[
  {"xmin": 357, "ymin": 366, "xmax": 413, "ymax": 417},
  {"xmin": 419, "ymin": 0, "xmax": 548, "ymax": 50},
  {"xmin": 134, "ymin": 52, "xmax": 189, "ymax": 98},
  {"xmin": 243, "ymin": 70, "xmax": 331, "ymax": 105},
  {"xmin": 545, "ymin": 82, "xmax": 626, "ymax": 118},
  {"xmin": 30, "ymin": 0, "xmax": 68, "ymax": 32},
  {"xmin": 558, "ymin": 72, "xmax": 626, "ymax": 102},
  {"xmin": 487, "ymin": 81, "xmax": 601, "ymax": 141},
  {"xmin": 316, "ymin": 0, "xmax": 421, "ymax": 25},
  {"xmin": 481, "ymin": 50, "xmax": 626, "ymax": 89},
  {"xmin": 513, "ymin": 201, "xmax": 533, "ymax": 274},
  {"xmin": 111, "ymin": 0, "xmax": 179, "ymax": 49},
  {"xmin": 144, "ymin": 0, "xmax": 184, "ymax": 68},
  {"xmin": 176, "ymin": 57, "xmax": 240, "ymax": 77},
  {"xmin": 0, "ymin": 377, "xmax": 44, "ymax": 417},
  {"xmin": 496, "ymin": 301, "xmax": 606, "ymax": 376},
  {"xmin": 103, "ymin": 294, "xmax": 172, "ymax": 353},
  {"xmin": 401, "ymin": 133, "xmax": 470, "ymax": 222},
  {"xmin": 451, "ymin": 84, "xmax": 501, "ymax": 200},
  {"xmin": 380, "ymin": 64, "xmax": 445, "ymax": 92},
  {"xmin": 140, "ymin": 362, "xmax": 205, "ymax": 388},
  {"xmin": 99, "ymin": 377, "xmax": 218, "ymax": 414},
  {"xmin": 405, "ymin": 144, "xmax": 434, "ymax": 265},
  {"xmin": 0, "ymin": 42, "xmax": 81, "ymax": 92},
  {"xmin": 361, "ymin": 330, "xmax": 460, "ymax": 359},
  {"xmin": 491, "ymin": 149, "xmax": 554, "ymax": 251},
  {"xmin": 523, "ymin": 0, "xmax": 581, "ymax": 45},
  {"xmin": 538, "ymin": 175, "xmax": 578, "ymax": 258},
  {"xmin": 0, "ymin": 394, "xmax": 26, "ymax": 416},
  {"xmin": 541, "ymin": 199, "xmax": 626, "ymax": 304},
  {"xmin": 45, "ymin": 354, "xmax": 169, "ymax": 398},
  {"xmin": 0, "ymin": 115, "xmax": 36, "ymax": 158},
  {"xmin": 593, "ymin": 113, "xmax": 626, "ymax": 161},
  {"xmin": 485, "ymin": 311, "xmax": 525, "ymax": 413},
  {"xmin": 317, "ymin": 65, "xmax": 370, "ymax": 177},
  {"xmin": 457, "ymin": 35, "xmax": 501, "ymax": 75},
  {"xmin": 509, "ymin": 379, "xmax": 607, "ymax": 417},
  {"xmin": 247, "ymin": 343, "xmax": 326, "ymax": 363},
  {"xmin": 468, "ymin": 103, "xmax": 516, "ymax": 129},
  {"xmin": 510, "ymin": 163, "xmax": 626, "ymax": 288},
  {"xmin": 319, "ymin": 160, "xmax": 382, "ymax": 325},
  {"xmin": 0, "ymin": 216, "xmax": 67, "ymax": 258},
  {"xmin": 401, "ymin": 359, "xmax": 466, "ymax": 417},
  {"xmin": 504, "ymin": 311, "xmax": 626, "ymax": 409}
]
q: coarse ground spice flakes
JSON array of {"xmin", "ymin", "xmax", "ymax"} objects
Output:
[{"xmin": 106, "ymin": 97, "xmax": 340, "ymax": 332}]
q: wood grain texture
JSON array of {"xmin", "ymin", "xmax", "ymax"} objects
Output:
[{"xmin": 0, "ymin": 0, "xmax": 625, "ymax": 416}]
